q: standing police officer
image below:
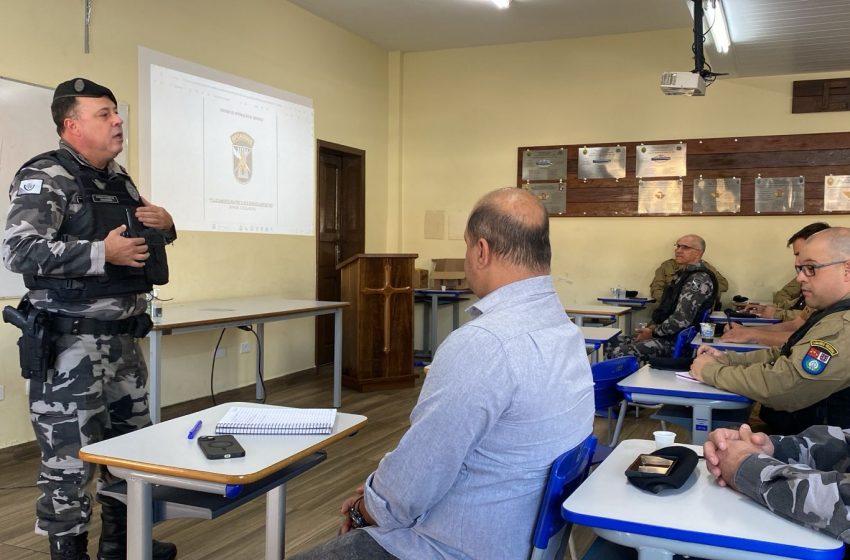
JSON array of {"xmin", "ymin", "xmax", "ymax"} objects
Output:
[{"xmin": 2, "ymin": 78, "xmax": 177, "ymax": 560}]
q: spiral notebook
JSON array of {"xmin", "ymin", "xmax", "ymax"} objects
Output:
[{"xmin": 215, "ymin": 406, "xmax": 337, "ymax": 435}]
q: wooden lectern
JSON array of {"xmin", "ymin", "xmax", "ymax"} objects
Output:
[{"xmin": 336, "ymin": 253, "xmax": 418, "ymax": 391}]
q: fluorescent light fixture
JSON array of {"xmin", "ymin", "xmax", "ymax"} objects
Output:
[
  {"xmin": 492, "ymin": 0, "xmax": 511, "ymax": 9},
  {"xmin": 704, "ymin": 0, "xmax": 730, "ymax": 54}
]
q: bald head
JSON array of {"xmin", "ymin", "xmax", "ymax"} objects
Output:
[
  {"xmin": 807, "ymin": 227, "xmax": 850, "ymax": 259},
  {"xmin": 674, "ymin": 234, "xmax": 705, "ymax": 266},
  {"xmin": 465, "ymin": 188, "xmax": 550, "ymax": 273}
]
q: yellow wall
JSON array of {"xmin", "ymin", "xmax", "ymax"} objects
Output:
[
  {"xmin": 398, "ymin": 29, "xmax": 850, "ymax": 309},
  {"xmin": 0, "ymin": 0, "xmax": 389, "ymax": 448}
]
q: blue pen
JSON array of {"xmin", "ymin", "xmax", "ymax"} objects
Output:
[{"xmin": 187, "ymin": 420, "xmax": 203, "ymax": 440}]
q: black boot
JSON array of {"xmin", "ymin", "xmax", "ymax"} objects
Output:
[
  {"xmin": 49, "ymin": 532, "xmax": 90, "ymax": 560},
  {"xmin": 97, "ymin": 497, "xmax": 177, "ymax": 560}
]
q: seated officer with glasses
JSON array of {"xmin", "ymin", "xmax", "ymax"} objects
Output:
[
  {"xmin": 608, "ymin": 234, "xmax": 717, "ymax": 360},
  {"xmin": 650, "ymin": 245, "xmax": 728, "ymax": 305},
  {"xmin": 692, "ymin": 227, "xmax": 850, "ymax": 434}
]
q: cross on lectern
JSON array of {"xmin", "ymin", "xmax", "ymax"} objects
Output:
[{"xmin": 361, "ymin": 260, "xmax": 412, "ymax": 354}]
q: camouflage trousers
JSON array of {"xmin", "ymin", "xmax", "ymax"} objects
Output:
[
  {"xmin": 606, "ymin": 335, "xmax": 676, "ymax": 360},
  {"xmin": 29, "ymin": 332, "xmax": 151, "ymax": 537}
]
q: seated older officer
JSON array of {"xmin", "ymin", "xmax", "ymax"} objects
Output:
[
  {"xmin": 650, "ymin": 249, "xmax": 727, "ymax": 304},
  {"xmin": 609, "ymin": 234, "xmax": 716, "ymax": 360},
  {"xmin": 290, "ymin": 188, "xmax": 594, "ymax": 560},
  {"xmin": 722, "ymin": 222, "xmax": 830, "ymax": 347},
  {"xmin": 692, "ymin": 227, "xmax": 850, "ymax": 434},
  {"xmin": 704, "ymin": 423, "xmax": 850, "ymax": 546}
]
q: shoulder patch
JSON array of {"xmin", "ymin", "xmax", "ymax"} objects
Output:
[
  {"xmin": 802, "ymin": 339, "xmax": 838, "ymax": 375},
  {"xmin": 17, "ymin": 179, "xmax": 43, "ymax": 195}
]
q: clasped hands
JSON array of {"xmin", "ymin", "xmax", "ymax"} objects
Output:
[
  {"xmin": 704, "ymin": 424, "xmax": 774, "ymax": 489},
  {"xmin": 104, "ymin": 196, "xmax": 173, "ymax": 267},
  {"xmin": 689, "ymin": 344, "xmax": 729, "ymax": 381}
]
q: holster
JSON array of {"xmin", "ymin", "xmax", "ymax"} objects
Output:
[{"xmin": 2, "ymin": 299, "xmax": 54, "ymax": 381}]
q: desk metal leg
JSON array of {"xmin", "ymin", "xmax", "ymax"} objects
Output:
[
  {"xmin": 256, "ymin": 322, "xmax": 266, "ymax": 401},
  {"xmin": 572, "ymin": 315, "xmax": 584, "ymax": 327},
  {"xmin": 429, "ymin": 294, "xmax": 439, "ymax": 356},
  {"xmin": 148, "ymin": 330, "xmax": 163, "ymax": 424},
  {"xmin": 126, "ymin": 476, "xmax": 153, "ymax": 560},
  {"xmin": 333, "ymin": 309, "xmax": 342, "ymax": 408},
  {"xmin": 422, "ymin": 301, "xmax": 431, "ymax": 354},
  {"xmin": 452, "ymin": 301, "xmax": 460, "ymax": 330},
  {"xmin": 692, "ymin": 404, "xmax": 712, "ymax": 445},
  {"xmin": 266, "ymin": 483, "xmax": 286, "ymax": 559}
]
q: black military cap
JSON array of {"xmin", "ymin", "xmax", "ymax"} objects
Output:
[{"xmin": 53, "ymin": 77, "xmax": 116, "ymax": 105}]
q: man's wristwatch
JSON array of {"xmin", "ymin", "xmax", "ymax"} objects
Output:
[{"xmin": 348, "ymin": 496, "xmax": 370, "ymax": 528}]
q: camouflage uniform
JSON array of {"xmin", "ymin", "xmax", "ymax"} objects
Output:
[
  {"xmin": 609, "ymin": 264, "xmax": 715, "ymax": 359},
  {"xmin": 734, "ymin": 425, "xmax": 850, "ymax": 543},
  {"xmin": 649, "ymin": 258, "xmax": 728, "ymax": 301},
  {"xmin": 2, "ymin": 141, "xmax": 174, "ymax": 537}
]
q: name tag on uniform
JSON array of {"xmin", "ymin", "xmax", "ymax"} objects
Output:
[
  {"xmin": 17, "ymin": 179, "xmax": 43, "ymax": 195},
  {"xmin": 91, "ymin": 194, "xmax": 119, "ymax": 204}
]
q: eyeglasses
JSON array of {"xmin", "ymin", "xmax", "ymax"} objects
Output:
[
  {"xmin": 795, "ymin": 260, "xmax": 847, "ymax": 277},
  {"xmin": 673, "ymin": 243, "xmax": 697, "ymax": 251}
]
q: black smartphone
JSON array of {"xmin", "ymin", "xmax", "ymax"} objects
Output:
[
  {"xmin": 197, "ymin": 435, "xmax": 246, "ymax": 460},
  {"xmin": 625, "ymin": 454, "xmax": 677, "ymax": 477}
]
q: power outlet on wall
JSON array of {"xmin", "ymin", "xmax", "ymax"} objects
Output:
[
  {"xmin": 215, "ymin": 348, "xmax": 226, "ymax": 359},
  {"xmin": 240, "ymin": 342, "xmax": 251, "ymax": 354},
  {"xmin": 0, "ymin": 384, "xmax": 4, "ymax": 401}
]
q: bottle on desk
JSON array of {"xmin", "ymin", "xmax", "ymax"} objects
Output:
[
  {"xmin": 149, "ymin": 288, "xmax": 163, "ymax": 323},
  {"xmin": 615, "ymin": 285, "xmax": 624, "ymax": 299}
]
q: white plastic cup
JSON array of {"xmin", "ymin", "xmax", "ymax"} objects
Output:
[
  {"xmin": 653, "ymin": 430, "xmax": 676, "ymax": 449},
  {"xmin": 700, "ymin": 322, "xmax": 715, "ymax": 342}
]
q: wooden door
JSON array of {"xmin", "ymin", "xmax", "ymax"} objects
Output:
[{"xmin": 315, "ymin": 141, "xmax": 365, "ymax": 366}]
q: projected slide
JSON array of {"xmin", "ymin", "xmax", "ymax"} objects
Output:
[{"xmin": 140, "ymin": 48, "xmax": 315, "ymax": 235}]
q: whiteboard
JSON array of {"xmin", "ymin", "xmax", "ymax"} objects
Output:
[{"xmin": 0, "ymin": 76, "xmax": 128, "ymax": 298}]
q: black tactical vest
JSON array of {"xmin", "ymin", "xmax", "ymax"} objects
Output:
[
  {"xmin": 760, "ymin": 298, "xmax": 850, "ymax": 433},
  {"xmin": 20, "ymin": 149, "xmax": 168, "ymax": 301},
  {"xmin": 651, "ymin": 266, "xmax": 718, "ymax": 339}
]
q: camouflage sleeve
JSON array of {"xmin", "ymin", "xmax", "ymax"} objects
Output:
[
  {"xmin": 2, "ymin": 162, "xmax": 103, "ymax": 278},
  {"xmin": 654, "ymin": 271, "xmax": 713, "ymax": 337},
  {"xmin": 734, "ymin": 425, "xmax": 850, "ymax": 542},
  {"xmin": 650, "ymin": 260, "xmax": 674, "ymax": 301},
  {"xmin": 773, "ymin": 277, "xmax": 802, "ymax": 309}
]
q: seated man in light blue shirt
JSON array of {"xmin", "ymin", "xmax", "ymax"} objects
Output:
[{"xmin": 291, "ymin": 187, "xmax": 595, "ymax": 560}]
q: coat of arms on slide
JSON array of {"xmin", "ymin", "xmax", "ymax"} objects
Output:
[{"xmin": 230, "ymin": 131, "xmax": 254, "ymax": 184}]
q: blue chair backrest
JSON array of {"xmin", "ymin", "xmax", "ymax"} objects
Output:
[
  {"xmin": 529, "ymin": 434, "xmax": 598, "ymax": 560},
  {"xmin": 591, "ymin": 356, "xmax": 640, "ymax": 410},
  {"xmin": 672, "ymin": 325, "xmax": 697, "ymax": 358}
]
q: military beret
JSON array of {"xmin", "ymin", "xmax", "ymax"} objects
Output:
[{"xmin": 53, "ymin": 77, "xmax": 116, "ymax": 105}]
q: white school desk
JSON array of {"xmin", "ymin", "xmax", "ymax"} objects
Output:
[
  {"xmin": 414, "ymin": 288, "xmax": 471, "ymax": 360},
  {"xmin": 690, "ymin": 334, "xmax": 770, "ymax": 353},
  {"xmin": 562, "ymin": 439, "xmax": 845, "ymax": 560},
  {"xmin": 566, "ymin": 304, "xmax": 631, "ymax": 332},
  {"xmin": 709, "ymin": 311, "xmax": 782, "ymax": 325},
  {"xmin": 616, "ymin": 365, "xmax": 751, "ymax": 445},
  {"xmin": 580, "ymin": 326, "xmax": 621, "ymax": 363},
  {"xmin": 597, "ymin": 297, "xmax": 655, "ymax": 332},
  {"xmin": 80, "ymin": 402, "xmax": 367, "ymax": 560},
  {"xmin": 147, "ymin": 296, "xmax": 349, "ymax": 423}
]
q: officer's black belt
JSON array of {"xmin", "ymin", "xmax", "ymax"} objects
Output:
[{"xmin": 51, "ymin": 314, "xmax": 144, "ymax": 336}]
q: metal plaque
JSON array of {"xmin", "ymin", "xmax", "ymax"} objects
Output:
[
  {"xmin": 636, "ymin": 143, "xmax": 687, "ymax": 178},
  {"xmin": 638, "ymin": 179, "xmax": 683, "ymax": 214},
  {"xmin": 525, "ymin": 182, "xmax": 566, "ymax": 215},
  {"xmin": 577, "ymin": 146, "xmax": 626, "ymax": 180},
  {"xmin": 693, "ymin": 177, "xmax": 741, "ymax": 213},
  {"xmin": 754, "ymin": 176, "xmax": 805, "ymax": 213},
  {"xmin": 824, "ymin": 175, "xmax": 850, "ymax": 211},
  {"xmin": 521, "ymin": 148, "xmax": 567, "ymax": 181}
]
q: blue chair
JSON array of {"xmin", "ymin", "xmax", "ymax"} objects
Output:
[
  {"xmin": 529, "ymin": 434, "xmax": 597, "ymax": 560},
  {"xmin": 672, "ymin": 326, "xmax": 697, "ymax": 358},
  {"xmin": 591, "ymin": 356, "xmax": 640, "ymax": 445}
]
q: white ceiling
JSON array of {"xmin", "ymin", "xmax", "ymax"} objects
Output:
[{"xmin": 288, "ymin": 0, "xmax": 850, "ymax": 77}]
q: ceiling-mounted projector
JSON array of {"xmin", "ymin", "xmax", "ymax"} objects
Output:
[{"xmin": 660, "ymin": 71, "xmax": 706, "ymax": 96}]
